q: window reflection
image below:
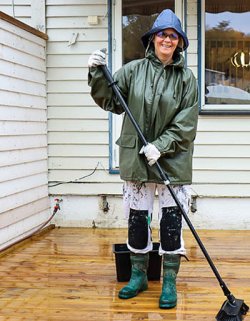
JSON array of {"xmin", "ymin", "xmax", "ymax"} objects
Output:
[
  {"xmin": 205, "ymin": 3, "xmax": 250, "ymax": 105},
  {"xmin": 122, "ymin": 0, "xmax": 175, "ymax": 64}
]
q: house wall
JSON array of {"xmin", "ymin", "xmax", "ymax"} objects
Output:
[
  {"xmin": 0, "ymin": 0, "xmax": 31, "ymax": 25},
  {"xmin": 45, "ymin": 0, "xmax": 123, "ymax": 227},
  {"xmin": 0, "ymin": 1, "xmax": 249, "ymax": 230},
  {"xmin": 0, "ymin": 0, "xmax": 45, "ymax": 31},
  {"xmin": 47, "ymin": 0, "xmax": 249, "ymax": 229},
  {"xmin": 46, "ymin": 1, "xmax": 121, "ymax": 194},
  {"xmin": 0, "ymin": 12, "xmax": 50, "ymax": 250}
]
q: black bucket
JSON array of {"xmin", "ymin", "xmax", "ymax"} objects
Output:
[{"xmin": 112, "ymin": 243, "xmax": 162, "ymax": 282}]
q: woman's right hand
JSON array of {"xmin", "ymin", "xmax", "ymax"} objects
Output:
[{"xmin": 88, "ymin": 49, "xmax": 106, "ymax": 67}]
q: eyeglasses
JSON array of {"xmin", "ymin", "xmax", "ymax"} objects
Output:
[{"xmin": 156, "ymin": 31, "xmax": 179, "ymax": 41}]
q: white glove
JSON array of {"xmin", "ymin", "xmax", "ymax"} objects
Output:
[
  {"xmin": 88, "ymin": 49, "xmax": 106, "ymax": 67},
  {"xmin": 139, "ymin": 143, "xmax": 161, "ymax": 166}
]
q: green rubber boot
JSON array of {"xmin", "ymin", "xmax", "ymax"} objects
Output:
[
  {"xmin": 159, "ymin": 254, "xmax": 181, "ymax": 309},
  {"xmin": 118, "ymin": 253, "xmax": 149, "ymax": 299}
]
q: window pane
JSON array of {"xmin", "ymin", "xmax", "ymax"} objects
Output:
[
  {"xmin": 205, "ymin": 3, "xmax": 250, "ymax": 105},
  {"xmin": 122, "ymin": 0, "xmax": 175, "ymax": 64}
]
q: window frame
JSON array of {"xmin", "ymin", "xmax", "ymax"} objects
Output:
[
  {"xmin": 108, "ymin": 0, "xmax": 186, "ymax": 172},
  {"xmin": 198, "ymin": 0, "xmax": 250, "ymax": 115}
]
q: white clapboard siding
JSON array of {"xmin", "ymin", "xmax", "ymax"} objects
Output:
[
  {"xmin": 47, "ymin": 41, "xmax": 108, "ymax": 54},
  {"xmin": 47, "ymin": 68, "xmax": 89, "ymax": 80},
  {"xmin": 194, "ymin": 145, "xmax": 250, "ymax": 158},
  {"xmin": 190, "ymin": 184, "xmax": 250, "ymax": 198},
  {"xmin": 0, "ymin": 197, "xmax": 49, "ymax": 229},
  {"xmin": 47, "ymin": 106, "xmax": 108, "ymax": 119},
  {"xmin": 47, "ymin": 54, "xmax": 89, "ymax": 67},
  {"xmin": 0, "ymin": 210, "xmax": 51, "ymax": 249},
  {"xmin": 0, "ymin": 75, "xmax": 46, "ymax": 96},
  {"xmin": 46, "ymin": 0, "xmax": 111, "ymax": 200},
  {"xmin": 0, "ymin": 12, "xmax": 50, "ymax": 250},
  {"xmin": 193, "ymin": 158, "xmax": 250, "ymax": 170},
  {"xmin": 0, "ymin": 6, "xmax": 31, "ymax": 19},
  {"xmin": 47, "ymin": 80, "xmax": 91, "ymax": 93},
  {"xmin": 0, "ymin": 106, "xmax": 47, "ymax": 121},
  {"xmin": 49, "ymin": 182, "xmax": 123, "ymax": 196},
  {"xmin": 195, "ymin": 131, "xmax": 250, "ymax": 145},
  {"xmin": 0, "ymin": 135, "xmax": 47, "ymax": 151},
  {"xmin": 49, "ymin": 157, "xmax": 109, "ymax": 169},
  {"xmin": 0, "ymin": 90, "xmax": 46, "ymax": 108},
  {"xmin": 0, "ymin": 28, "xmax": 45, "ymax": 58},
  {"xmin": 47, "ymin": 93, "xmax": 95, "ymax": 106},
  {"xmin": 186, "ymin": 1, "xmax": 198, "ymax": 78},
  {"xmin": 48, "ymin": 119, "xmax": 108, "ymax": 132},
  {"xmin": 48, "ymin": 144, "xmax": 108, "ymax": 157},
  {"xmin": 47, "ymin": 28, "xmax": 108, "ymax": 42},
  {"xmin": 48, "ymin": 132, "xmax": 109, "ymax": 144},
  {"xmin": 46, "ymin": 17, "xmax": 108, "ymax": 29},
  {"xmin": 49, "ymin": 181, "xmax": 250, "ymax": 198},
  {"xmin": 0, "ymin": 121, "xmax": 47, "ymax": 135},
  {"xmin": 0, "ymin": 148, "xmax": 48, "ymax": 167},
  {"xmin": 0, "ymin": 173, "xmax": 48, "ymax": 199},
  {"xmin": 187, "ymin": 39, "xmax": 197, "ymax": 54},
  {"xmin": 0, "ymin": 0, "xmax": 31, "ymax": 3},
  {"xmin": 0, "ymin": 186, "xmax": 48, "ymax": 214},
  {"xmin": 47, "ymin": 4, "xmax": 107, "ymax": 16},
  {"xmin": 0, "ymin": 160, "xmax": 48, "ymax": 183},
  {"xmin": 197, "ymin": 117, "xmax": 250, "ymax": 131},
  {"xmin": 0, "ymin": 17, "xmax": 45, "ymax": 44},
  {"xmin": 0, "ymin": 1, "xmax": 32, "ymax": 30},
  {"xmin": 193, "ymin": 171, "xmax": 250, "ymax": 184},
  {"xmin": 46, "ymin": 0, "xmax": 106, "ymax": 4},
  {"xmin": 1, "ymin": 46, "xmax": 46, "ymax": 71},
  {"xmin": 1, "ymin": 60, "xmax": 46, "ymax": 84},
  {"xmin": 49, "ymin": 169, "xmax": 121, "ymax": 183}
]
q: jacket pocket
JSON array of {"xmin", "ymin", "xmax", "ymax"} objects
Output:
[{"xmin": 116, "ymin": 134, "xmax": 136, "ymax": 148}]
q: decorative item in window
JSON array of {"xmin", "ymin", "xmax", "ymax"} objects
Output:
[
  {"xmin": 203, "ymin": 1, "xmax": 250, "ymax": 111},
  {"xmin": 231, "ymin": 51, "xmax": 250, "ymax": 68}
]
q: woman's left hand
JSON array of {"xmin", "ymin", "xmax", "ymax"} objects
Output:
[{"xmin": 139, "ymin": 143, "xmax": 161, "ymax": 166}]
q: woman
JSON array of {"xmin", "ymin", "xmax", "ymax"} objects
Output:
[{"xmin": 88, "ymin": 9, "xmax": 199, "ymax": 309}]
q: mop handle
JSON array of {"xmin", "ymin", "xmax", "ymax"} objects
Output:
[{"xmin": 100, "ymin": 63, "xmax": 233, "ymax": 300}]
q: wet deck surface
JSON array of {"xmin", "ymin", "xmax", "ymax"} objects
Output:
[{"xmin": 0, "ymin": 227, "xmax": 249, "ymax": 320}]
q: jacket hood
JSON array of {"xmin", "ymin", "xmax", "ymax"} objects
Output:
[{"xmin": 141, "ymin": 9, "xmax": 189, "ymax": 51}]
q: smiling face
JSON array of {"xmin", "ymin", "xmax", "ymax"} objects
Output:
[{"xmin": 153, "ymin": 28, "xmax": 180, "ymax": 65}]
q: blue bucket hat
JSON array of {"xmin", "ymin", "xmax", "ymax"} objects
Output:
[{"xmin": 141, "ymin": 9, "xmax": 189, "ymax": 51}]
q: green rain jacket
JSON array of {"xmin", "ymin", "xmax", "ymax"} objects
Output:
[{"xmin": 88, "ymin": 49, "xmax": 199, "ymax": 185}]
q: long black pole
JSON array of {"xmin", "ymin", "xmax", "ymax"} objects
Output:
[{"xmin": 100, "ymin": 63, "xmax": 235, "ymax": 303}]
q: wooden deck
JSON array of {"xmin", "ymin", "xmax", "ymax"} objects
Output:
[{"xmin": 0, "ymin": 227, "xmax": 249, "ymax": 321}]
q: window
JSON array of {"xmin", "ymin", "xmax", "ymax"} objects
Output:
[
  {"xmin": 200, "ymin": 0, "xmax": 250, "ymax": 112},
  {"xmin": 112, "ymin": 0, "xmax": 177, "ymax": 72},
  {"xmin": 110, "ymin": 0, "xmax": 183, "ymax": 170}
]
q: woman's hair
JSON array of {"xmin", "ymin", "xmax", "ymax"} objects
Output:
[
  {"xmin": 145, "ymin": 34, "xmax": 154, "ymax": 53},
  {"xmin": 177, "ymin": 36, "xmax": 184, "ymax": 51}
]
